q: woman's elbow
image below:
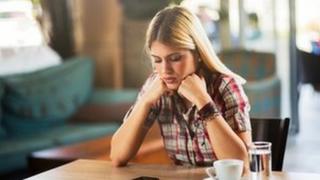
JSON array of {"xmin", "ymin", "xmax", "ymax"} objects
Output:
[
  {"xmin": 109, "ymin": 151, "xmax": 128, "ymax": 167},
  {"xmin": 110, "ymin": 149, "xmax": 128, "ymax": 167},
  {"xmin": 111, "ymin": 158, "xmax": 127, "ymax": 167},
  {"xmin": 110, "ymin": 141, "xmax": 128, "ymax": 166}
]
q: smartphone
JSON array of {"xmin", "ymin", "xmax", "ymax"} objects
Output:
[{"xmin": 132, "ymin": 176, "xmax": 160, "ymax": 180}]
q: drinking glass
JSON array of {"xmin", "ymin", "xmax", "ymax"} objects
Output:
[{"xmin": 248, "ymin": 141, "xmax": 272, "ymax": 180}]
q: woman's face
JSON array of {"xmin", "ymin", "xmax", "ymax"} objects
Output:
[{"xmin": 150, "ymin": 41, "xmax": 197, "ymax": 90}]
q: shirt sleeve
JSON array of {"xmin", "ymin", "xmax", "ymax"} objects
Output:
[
  {"xmin": 221, "ymin": 77, "xmax": 251, "ymax": 133},
  {"xmin": 122, "ymin": 73, "xmax": 159, "ymax": 128}
]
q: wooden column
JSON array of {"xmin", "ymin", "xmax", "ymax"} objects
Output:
[
  {"xmin": 72, "ymin": 0, "xmax": 123, "ymax": 89},
  {"xmin": 41, "ymin": 0, "xmax": 75, "ymax": 58},
  {"xmin": 122, "ymin": 18, "xmax": 152, "ymax": 88},
  {"xmin": 219, "ymin": 0, "xmax": 232, "ymax": 50}
]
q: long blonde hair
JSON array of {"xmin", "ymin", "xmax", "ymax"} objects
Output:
[{"xmin": 145, "ymin": 6, "xmax": 246, "ymax": 84}]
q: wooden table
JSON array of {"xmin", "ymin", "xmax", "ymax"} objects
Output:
[
  {"xmin": 26, "ymin": 159, "xmax": 320, "ymax": 180},
  {"xmin": 28, "ymin": 123, "xmax": 172, "ymax": 175}
]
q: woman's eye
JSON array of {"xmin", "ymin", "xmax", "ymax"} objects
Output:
[
  {"xmin": 154, "ymin": 58, "xmax": 162, "ymax": 63},
  {"xmin": 170, "ymin": 54, "xmax": 182, "ymax": 62}
]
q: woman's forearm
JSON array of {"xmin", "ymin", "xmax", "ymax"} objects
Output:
[
  {"xmin": 110, "ymin": 99, "xmax": 152, "ymax": 167},
  {"xmin": 206, "ymin": 116, "xmax": 250, "ymax": 172}
]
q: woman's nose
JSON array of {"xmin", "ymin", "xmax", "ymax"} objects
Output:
[{"xmin": 162, "ymin": 60, "xmax": 173, "ymax": 73}]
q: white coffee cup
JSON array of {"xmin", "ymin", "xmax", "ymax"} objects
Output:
[{"xmin": 206, "ymin": 159, "xmax": 243, "ymax": 180}]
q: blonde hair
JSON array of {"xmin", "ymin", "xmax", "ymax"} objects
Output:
[{"xmin": 145, "ymin": 6, "xmax": 246, "ymax": 84}]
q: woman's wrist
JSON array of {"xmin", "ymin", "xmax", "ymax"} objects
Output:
[
  {"xmin": 137, "ymin": 96, "xmax": 154, "ymax": 110},
  {"xmin": 195, "ymin": 93, "xmax": 212, "ymax": 110},
  {"xmin": 198, "ymin": 101, "xmax": 221, "ymax": 120}
]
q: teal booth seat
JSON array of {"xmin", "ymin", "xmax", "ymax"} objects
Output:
[
  {"xmin": 0, "ymin": 57, "xmax": 136, "ymax": 175},
  {"xmin": 218, "ymin": 49, "xmax": 281, "ymax": 118},
  {"xmin": 0, "ymin": 123, "xmax": 118, "ymax": 174},
  {"xmin": 243, "ymin": 76, "xmax": 281, "ymax": 117}
]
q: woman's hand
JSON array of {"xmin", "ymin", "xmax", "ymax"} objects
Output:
[
  {"xmin": 141, "ymin": 74, "xmax": 168, "ymax": 107},
  {"xmin": 178, "ymin": 74, "xmax": 212, "ymax": 110}
]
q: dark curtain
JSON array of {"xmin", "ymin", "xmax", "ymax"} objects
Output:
[
  {"xmin": 298, "ymin": 49, "xmax": 320, "ymax": 85},
  {"xmin": 41, "ymin": 0, "xmax": 74, "ymax": 59}
]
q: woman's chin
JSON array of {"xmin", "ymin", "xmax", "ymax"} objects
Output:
[{"xmin": 166, "ymin": 83, "xmax": 179, "ymax": 90}]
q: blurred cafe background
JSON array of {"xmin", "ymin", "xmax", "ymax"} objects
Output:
[{"xmin": 0, "ymin": 0, "xmax": 320, "ymax": 179}]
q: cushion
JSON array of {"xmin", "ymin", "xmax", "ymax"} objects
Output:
[{"xmin": 1, "ymin": 57, "xmax": 93, "ymax": 136}]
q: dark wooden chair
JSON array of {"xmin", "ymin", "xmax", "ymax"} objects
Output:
[{"xmin": 250, "ymin": 117, "xmax": 290, "ymax": 171}]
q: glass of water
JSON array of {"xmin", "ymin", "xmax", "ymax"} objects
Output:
[{"xmin": 248, "ymin": 141, "xmax": 272, "ymax": 179}]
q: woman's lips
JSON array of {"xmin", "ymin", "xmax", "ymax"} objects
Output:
[{"xmin": 163, "ymin": 77, "xmax": 177, "ymax": 84}]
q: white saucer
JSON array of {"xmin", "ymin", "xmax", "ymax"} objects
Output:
[
  {"xmin": 203, "ymin": 177, "xmax": 216, "ymax": 180},
  {"xmin": 203, "ymin": 176, "xmax": 249, "ymax": 180}
]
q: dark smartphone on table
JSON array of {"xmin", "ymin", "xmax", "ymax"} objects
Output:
[{"xmin": 132, "ymin": 176, "xmax": 160, "ymax": 180}]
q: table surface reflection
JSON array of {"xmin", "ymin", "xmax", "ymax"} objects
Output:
[{"xmin": 26, "ymin": 159, "xmax": 320, "ymax": 180}]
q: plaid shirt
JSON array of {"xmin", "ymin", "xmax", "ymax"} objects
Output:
[{"xmin": 124, "ymin": 72, "xmax": 251, "ymax": 166}]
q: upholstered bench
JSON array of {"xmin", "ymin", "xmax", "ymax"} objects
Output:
[{"xmin": 0, "ymin": 56, "xmax": 138, "ymax": 176}]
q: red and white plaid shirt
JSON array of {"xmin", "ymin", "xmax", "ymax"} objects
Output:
[{"xmin": 124, "ymin": 72, "xmax": 251, "ymax": 166}]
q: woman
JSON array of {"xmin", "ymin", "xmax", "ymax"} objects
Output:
[{"xmin": 110, "ymin": 6, "xmax": 252, "ymax": 173}]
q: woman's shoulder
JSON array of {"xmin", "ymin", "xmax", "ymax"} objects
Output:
[
  {"xmin": 206, "ymin": 72, "xmax": 242, "ymax": 92},
  {"xmin": 206, "ymin": 72, "xmax": 234, "ymax": 84},
  {"xmin": 141, "ymin": 73, "xmax": 157, "ymax": 86}
]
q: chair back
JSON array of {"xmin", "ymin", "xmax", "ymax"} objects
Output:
[
  {"xmin": 250, "ymin": 117, "xmax": 290, "ymax": 171},
  {"xmin": 218, "ymin": 49, "xmax": 276, "ymax": 81}
]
